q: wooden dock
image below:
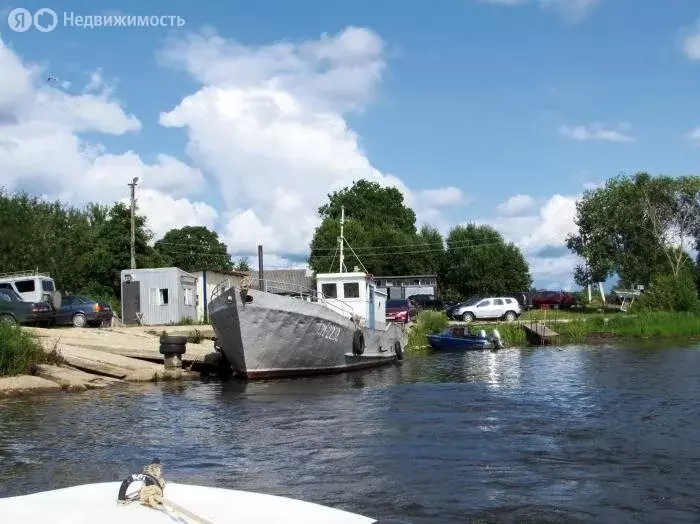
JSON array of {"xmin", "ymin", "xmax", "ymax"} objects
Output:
[{"xmin": 522, "ymin": 321, "xmax": 560, "ymax": 345}]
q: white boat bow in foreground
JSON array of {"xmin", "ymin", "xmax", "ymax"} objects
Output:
[{"xmin": 0, "ymin": 481, "xmax": 379, "ymax": 523}]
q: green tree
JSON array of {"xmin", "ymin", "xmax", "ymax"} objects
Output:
[
  {"xmin": 85, "ymin": 203, "xmax": 170, "ymax": 298},
  {"xmin": 308, "ymin": 179, "xmax": 444, "ymax": 276},
  {"xmin": 441, "ymin": 224, "xmax": 531, "ymax": 298},
  {"xmin": 567, "ymin": 173, "xmax": 700, "ymax": 289},
  {"xmin": 154, "ymin": 226, "xmax": 233, "ymax": 273},
  {"xmin": 234, "ymin": 258, "xmax": 251, "ymax": 272}
]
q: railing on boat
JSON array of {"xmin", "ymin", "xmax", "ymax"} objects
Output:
[{"xmin": 208, "ymin": 276, "xmax": 357, "ymax": 319}]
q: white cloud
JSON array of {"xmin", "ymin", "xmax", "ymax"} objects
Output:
[
  {"xmin": 685, "ymin": 127, "xmax": 700, "ymax": 143},
  {"xmin": 559, "ymin": 123, "xmax": 635, "ymax": 142},
  {"xmin": 0, "ymin": 36, "xmax": 214, "ymax": 242},
  {"xmin": 158, "ymin": 26, "xmax": 459, "ymax": 255},
  {"xmin": 480, "ymin": 0, "xmax": 601, "ymax": 20},
  {"xmin": 496, "ymin": 194, "xmax": 536, "ymax": 216},
  {"xmin": 682, "ymin": 23, "xmax": 700, "ymax": 61},
  {"xmin": 476, "ymin": 193, "xmax": 583, "ymax": 289}
]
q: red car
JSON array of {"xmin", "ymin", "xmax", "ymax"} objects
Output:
[
  {"xmin": 532, "ymin": 291, "xmax": 576, "ymax": 308},
  {"xmin": 386, "ymin": 299, "xmax": 414, "ymax": 323}
]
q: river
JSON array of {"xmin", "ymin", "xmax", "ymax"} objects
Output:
[{"xmin": 2, "ymin": 342, "xmax": 700, "ymax": 523}]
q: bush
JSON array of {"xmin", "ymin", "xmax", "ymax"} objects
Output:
[
  {"xmin": 634, "ymin": 271, "xmax": 700, "ymax": 313},
  {"xmin": 406, "ymin": 310, "xmax": 449, "ymax": 350},
  {"xmin": 0, "ymin": 324, "xmax": 45, "ymax": 376}
]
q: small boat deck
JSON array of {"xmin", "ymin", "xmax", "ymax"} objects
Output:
[{"xmin": 522, "ymin": 321, "xmax": 560, "ymax": 345}]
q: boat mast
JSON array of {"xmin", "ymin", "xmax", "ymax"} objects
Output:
[{"xmin": 339, "ymin": 205, "xmax": 345, "ymax": 273}]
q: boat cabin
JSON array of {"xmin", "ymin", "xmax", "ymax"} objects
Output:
[{"xmin": 315, "ymin": 272, "xmax": 386, "ymax": 329}]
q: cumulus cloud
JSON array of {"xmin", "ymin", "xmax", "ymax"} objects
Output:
[
  {"xmin": 480, "ymin": 0, "xmax": 601, "ymax": 20},
  {"xmin": 496, "ymin": 194, "xmax": 536, "ymax": 216},
  {"xmin": 0, "ymin": 36, "xmax": 214, "ymax": 241},
  {"xmin": 158, "ymin": 26, "xmax": 460, "ymax": 256},
  {"xmin": 559, "ymin": 123, "xmax": 635, "ymax": 142},
  {"xmin": 682, "ymin": 22, "xmax": 700, "ymax": 61},
  {"xmin": 685, "ymin": 127, "xmax": 700, "ymax": 143},
  {"xmin": 475, "ymin": 193, "xmax": 583, "ymax": 289}
]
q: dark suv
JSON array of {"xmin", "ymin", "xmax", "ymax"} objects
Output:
[
  {"xmin": 0, "ymin": 288, "xmax": 53, "ymax": 325},
  {"xmin": 407, "ymin": 294, "xmax": 444, "ymax": 310}
]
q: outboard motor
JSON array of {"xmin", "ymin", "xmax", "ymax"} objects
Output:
[{"xmin": 489, "ymin": 329, "xmax": 504, "ymax": 350}]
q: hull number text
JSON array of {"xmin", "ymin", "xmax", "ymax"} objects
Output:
[{"xmin": 315, "ymin": 322, "xmax": 341, "ymax": 343}]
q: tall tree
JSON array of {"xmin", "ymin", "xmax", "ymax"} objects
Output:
[
  {"xmin": 308, "ymin": 179, "xmax": 444, "ymax": 276},
  {"xmin": 566, "ymin": 173, "xmax": 700, "ymax": 288},
  {"xmin": 441, "ymin": 224, "xmax": 531, "ymax": 297},
  {"xmin": 154, "ymin": 226, "xmax": 233, "ymax": 273}
]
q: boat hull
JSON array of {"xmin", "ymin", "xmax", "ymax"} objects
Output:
[
  {"xmin": 0, "ymin": 482, "xmax": 375, "ymax": 523},
  {"xmin": 209, "ymin": 286, "xmax": 405, "ymax": 379},
  {"xmin": 427, "ymin": 335, "xmax": 491, "ymax": 351}
]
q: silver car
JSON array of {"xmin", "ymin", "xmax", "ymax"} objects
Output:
[{"xmin": 452, "ymin": 296, "xmax": 521, "ymax": 322}]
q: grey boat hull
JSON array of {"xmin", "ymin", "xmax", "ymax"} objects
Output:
[{"xmin": 208, "ymin": 285, "xmax": 405, "ymax": 379}]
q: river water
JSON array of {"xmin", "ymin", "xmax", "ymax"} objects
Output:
[{"xmin": 2, "ymin": 342, "xmax": 700, "ymax": 523}]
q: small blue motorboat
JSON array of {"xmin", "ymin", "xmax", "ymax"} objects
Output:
[{"xmin": 427, "ymin": 326, "xmax": 503, "ymax": 351}]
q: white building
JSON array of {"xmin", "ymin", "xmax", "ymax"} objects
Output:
[
  {"xmin": 315, "ymin": 272, "xmax": 387, "ymax": 330},
  {"xmin": 194, "ymin": 268, "xmax": 250, "ymax": 322},
  {"xmin": 120, "ymin": 267, "xmax": 198, "ymax": 325}
]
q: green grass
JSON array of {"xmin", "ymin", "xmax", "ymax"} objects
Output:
[
  {"xmin": 406, "ymin": 310, "xmax": 449, "ymax": 351},
  {"xmin": 0, "ymin": 323, "xmax": 47, "ymax": 376}
]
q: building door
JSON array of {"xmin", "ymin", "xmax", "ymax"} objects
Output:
[
  {"xmin": 368, "ymin": 288, "xmax": 375, "ymax": 329},
  {"xmin": 121, "ymin": 281, "xmax": 141, "ymax": 325}
]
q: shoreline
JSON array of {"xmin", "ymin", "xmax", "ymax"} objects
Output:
[{"xmin": 0, "ymin": 325, "xmax": 217, "ymax": 398}]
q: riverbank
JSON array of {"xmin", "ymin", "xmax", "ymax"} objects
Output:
[
  {"xmin": 0, "ymin": 325, "xmax": 215, "ymax": 397},
  {"xmin": 406, "ymin": 310, "xmax": 700, "ymax": 350}
]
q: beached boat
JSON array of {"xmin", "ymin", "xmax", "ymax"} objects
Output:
[
  {"xmin": 208, "ymin": 207, "xmax": 406, "ymax": 379},
  {"xmin": 427, "ymin": 326, "xmax": 504, "ymax": 351},
  {"xmin": 0, "ymin": 480, "xmax": 384, "ymax": 523}
]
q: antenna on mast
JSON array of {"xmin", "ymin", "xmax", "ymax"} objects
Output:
[{"xmin": 339, "ymin": 205, "xmax": 345, "ymax": 273}]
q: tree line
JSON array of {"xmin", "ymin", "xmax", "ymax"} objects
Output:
[
  {"xmin": 0, "ymin": 190, "xmax": 247, "ymax": 310},
  {"xmin": 307, "ymin": 180, "xmax": 532, "ymax": 299},
  {"xmin": 566, "ymin": 172, "xmax": 700, "ymax": 311},
  {"xmin": 0, "ymin": 182, "xmax": 534, "ymax": 312}
]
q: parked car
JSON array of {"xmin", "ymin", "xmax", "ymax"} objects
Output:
[
  {"xmin": 54, "ymin": 295, "xmax": 113, "ymax": 327},
  {"xmin": 450, "ymin": 296, "xmax": 522, "ymax": 322},
  {"xmin": 445, "ymin": 297, "xmax": 482, "ymax": 319},
  {"xmin": 0, "ymin": 288, "xmax": 53, "ymax": 326},
  {"xmin": 532, "ymin": 291, "xmax": 577, "ymax": 309},
  {"xmin": 386, "ymin": 299, "xmax": 415, "ymax": 323},
  {"xmin": 407, "ymin": 294, "xmax": 444, "ymax": 310}
]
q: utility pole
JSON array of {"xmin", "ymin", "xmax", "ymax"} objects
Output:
[
  {"xmin": 339, "ymin": 205, "xmax": 345, "ymax": 273},
  {"xmin": 128, "ymin": 177, "xmax": 138, "ymax": 269},
  {"xmin": 257, "ymin": 244, "xmax": 264, "ymax": 292}
]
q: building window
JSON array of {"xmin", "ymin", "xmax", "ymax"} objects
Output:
[
  {"xmin": 160, "ymin": 289, "xmax": 169, "ymax": 305},
  {"xmin": 321, "ymin": 283, "xmax": 337, "ymax": 298},
  {"xmin": 343, "ymin": 282, "xmax": 359, "ymax": 298},
  {"xmin": 184, "ymin": 288, "xmax": 193, "ymax": 306},
  {"xmin": 151, "ymin": 288, "xmax": 169, "ymax": 305},
  {"xmin": 15, "ymin": 279, "xmax": 35, "ymax": 293}
]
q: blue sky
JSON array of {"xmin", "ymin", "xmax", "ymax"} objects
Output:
[{"xmin": 1, "ymin": 0, "xmax": 699, "ymax": 288}]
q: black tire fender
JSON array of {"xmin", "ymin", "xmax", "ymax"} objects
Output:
[
  {"xmin": 117, "ymin": 473, "xmax": 159, "ymax": 502},
  {"xmin": 393, "ymin": 340, "xmax": 403, "ymax": 360},
  {"xmin": 352, "ymin": 329, "xmax": 365, "ymax": 355}
]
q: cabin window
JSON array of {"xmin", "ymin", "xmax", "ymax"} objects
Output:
[
  {"xmin": 321, "ymin": 283, "xmax": 337, "ymax": 298},
  {"xmin": 15, "ymin": 279, "xmax": 35, "ymax": 293},
  {"xmin": 477, "ymin": 299, "xmax": 491, "ymax": 307},
  {"xmin": 151, "ymin": 288, "xmax": 169, "ymax": 305},
  {"xmin": 184, "ymin": 288, "xmax": 193, "ymax": 306},
  {"xmin": 42, "ymin": 280, "xmax": 55, "ymax": 291},
  {"xmin": 494, "ymin": 299, "xmax": 504, "ymax": 306},
  {"xmin": 343, "ymin": 282, "xmax": 360, "ymax": 298},
  {"xmin": 160, "ymin": 289, "xmax": 169, "ymax": 305}
]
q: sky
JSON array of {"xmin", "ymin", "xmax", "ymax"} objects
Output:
[{"xmin": 1, "ymin": 0, "xmax": 699, "ymax": 290}]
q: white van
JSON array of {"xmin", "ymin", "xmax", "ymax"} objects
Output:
[{"xmin": 0, "ymin": 270, "xmax": 61, "ymax": 307}]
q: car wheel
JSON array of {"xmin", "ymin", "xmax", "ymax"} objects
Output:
[
  {"xmin": 72, "ymin": 313, "xmax": 87, "ymax": 328},
  {"xmin": 504, "ymin": 311, "xmax": 517, "ymax": 322},
  {"xmin": 1, "ymin": 314, "xmax": 17, "ymax": 325},
  {"xmin": 462, "ymin": 312, "xmax": 475, "ymax": 323}
]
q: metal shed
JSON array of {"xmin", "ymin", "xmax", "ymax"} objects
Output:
[{"xmin": 120, "ymin": 267, "xmax": 198, "ymax": 326}]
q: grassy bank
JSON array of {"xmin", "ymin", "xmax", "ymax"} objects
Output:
[
  {"xmin": 0, "ymin": 324, "xmax": 46, "ymax": 376},
  {"xmin": 407, "ymin": 310, "xmax": 700, "ymax": 350}
]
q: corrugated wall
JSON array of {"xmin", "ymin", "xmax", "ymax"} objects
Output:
[{"xmin": 120, "ymin": 268, "xmax": 198, "ymax": 325}]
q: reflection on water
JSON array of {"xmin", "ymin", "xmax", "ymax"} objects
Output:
[{"xmin": 2, "ymin": 343, "xmax": 700, "ymax": 523}]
